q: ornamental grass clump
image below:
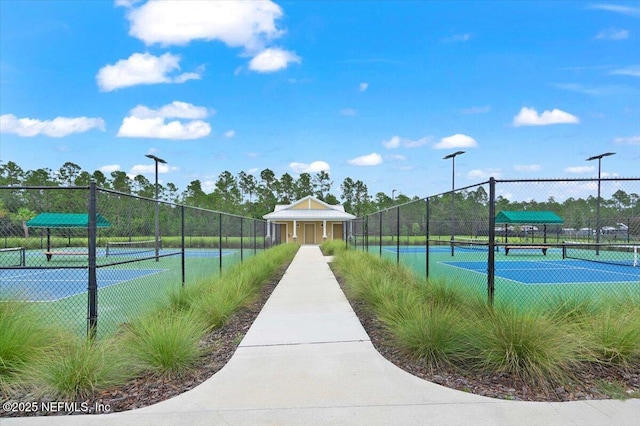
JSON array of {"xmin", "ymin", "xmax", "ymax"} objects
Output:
[
  {"xmin": 0, "ymin": 301, "xmax": 59, "ymax": 389},
  {"xmin": 33, "ymin": 336, "xmax": 131, "ymax": 399},
  {"xmin": 470, "ymin": 305, "xmax": 581, "ymax": 388},
  {"xmin": 121, "ymin": 310, "xmax": 209, "ymax": 378},
  {"xmin": 583, "ymin": 306, "xmax": 640, "ymax": 368}
]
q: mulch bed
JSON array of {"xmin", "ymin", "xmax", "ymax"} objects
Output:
[{"xmin": 3, "ymin": 256, "xmax": 638, "ymax": 417}]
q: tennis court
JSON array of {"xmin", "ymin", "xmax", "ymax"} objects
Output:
[
  {"xmin": 0, "ymin": 268, "xmax": 165, "ymax": 302},
  {"xmin": 442, "ymin": 259, "xmax": 639, "ymax": 285},
  {"xmin": 377, "ymin": 242, "xmax": 639, "ymax": 308}
]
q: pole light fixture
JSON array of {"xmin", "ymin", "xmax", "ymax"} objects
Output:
[
  {"xmin": 146, "ymin": 154, "xmax": 167, "ymax": 261},
  {"xmin": 586, "ymin": 152, "xmax": 615, "ymax": 255},
  {"xmin": 443, "ymin": 151, "xmax": 465, "ymax": 256}
]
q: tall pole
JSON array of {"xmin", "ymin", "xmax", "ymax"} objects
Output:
[
  {"xmin": 146, "ymin": 154, "xmax": 167, "ymax": 261},
  {"xmin": 443, "ymin": 151, "xmax": 465, "ymax": 256},
  {"xmin": 586, "ymin": 152, "xmax": 615, "ymax": 255}
]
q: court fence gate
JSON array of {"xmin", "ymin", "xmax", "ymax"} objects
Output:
[
  {"xmin": 347, "ymin": 177, "xmax": 640, "ymax": 309},
  {"xmin": 0, "ymin": 183, "xmax": 278, "ymax": 338}
]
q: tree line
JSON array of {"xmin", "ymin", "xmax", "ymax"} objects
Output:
[
  {"xmin": 0, "ymin": 161, "xmax": 408, "ymax": 219},
  {"xmin": 1, "ymin": 161, "xmax": 638, "ymax": 236}
]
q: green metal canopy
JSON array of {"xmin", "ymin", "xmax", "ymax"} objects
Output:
[
  {"xmin": 495, "ymin": 210, "xmax": 563, "ymax": 224},
  {"xmin": 26, "ymin": 213, "xmax": 111, "ymax": 228}
]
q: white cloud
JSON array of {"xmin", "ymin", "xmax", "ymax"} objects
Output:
[
  {"xmin": 248, "ymin": 48, "xmax": 301, "ymax": 72},
  {"xmin": 611, "ymin": 65, "xmax": 640, "ymax": 77},
  {"xmin": 130, "ymin": 101, "xmax": 210, "ymax": 119},
  {"xmin": 123, "ymin": 0, "xmax": 284, "ymax": 49},
  {"xmin": 433, "ymin": 134, "xmax": 478, "ymax": 149},
  {"xmin": 100, "ymin": 164, "xmax": 121, "ymax": 173},
  {"xmin": 224, "ymin": 130, "xmax": 236, "ymax": 138},
  {"xmin": 564, "ymin": 166, "xmax": 595, "ymax": 174},
  {"xmin": 589, "ymin": 4, "xmax": 640, "ymax": 17},
  {"xmin": 0, "ymin": 114, "xmax": 105, "ymax": 137},
  {"xmin": 443, "ymin": 33, "xmax": 472, "ymax": 42},
  {"xmin": 614, "ymin": 135, "xmax": 640, "ymax": 145},
  {"xmin": 289, "ymin": 161, "xmax": 330, "ymax": 173},
  {"xmin": 383, "ymin": 136, "xmax": 400, "ymax": 149},
  {"xmin": 359, "ymin": 82, "xmax": 369, "ymax": 92},
  {"xmin": 130, "ymin": 163, "xmax": 171, "ymax": 175},
  {"xmin": 467, "ymin": 168, "xmax": 501, "ymax": 179},
  {"xmin": 96, "ymin": 52, "xmax": 202, "ymax": 92},
  {"xmin": 382, "ymin": 135, "xmax": 430, "ymax": 149},
  {"xmin": 348, "ymin": 153, "xmax": 383, "ymax": 166},
  {"xmin": 247, "ymin": 167, "xmax": 259, "ymax": 174},
  {"xmin": 514, "ymin": 164, "xmax": 542, "ymax": 172},
  {"xmin": 340, "ymin": 108, "xmax": 357, "ymax": 116},
  {"xmin": 386, "ymin": 154, "xmax": 406, "ymax": 161},
  {"xmin": 460, "ymin": 105, "xmax": 490, "ymax": 115},
  {"xmin": 513, "ymin": 107, "xmax": 579, "ymax": 126},
  {"xmin": 117, "ymin": 101, "xmax": 211, "ymax": 140},
  {"xmin": 594, "ymin": 27, "xmax": 629, "ymax": 40}
]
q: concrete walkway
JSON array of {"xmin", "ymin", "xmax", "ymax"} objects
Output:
[{"xmin": 2, "ymin": 245, "xmax": 639, "ymax": 425}]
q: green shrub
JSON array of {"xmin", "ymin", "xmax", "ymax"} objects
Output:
[
  {"xmin": 120, "ymin": 311, "xmax": 209, "ymax": 377},
  {"xmin": 584, "ymin": 307, "xmax": 640, "ymax": 367},
  {"xmin": 0, "ymin": 302, "xmax": 59, "ymax": 387},
  {"xmin": 470, "ymin": 306, "xmax": 581, "ymax": 387},
  {"xmin": 33, "ymin": 336, "xmax": 131, "ymax": 399}
]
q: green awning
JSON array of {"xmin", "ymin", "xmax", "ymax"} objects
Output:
[
  {"xmin": 26, "ymin": 213, "xmax": 111, "ymax": 228},
  {"xmin": 495, "ymin": 211, "xmax": 563, "ymax": 224}
]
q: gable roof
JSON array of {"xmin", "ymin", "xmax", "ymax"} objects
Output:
[
  {"xmin": 495, "ymin": 210, "xmax": 564, "ymax": 224},
  {"xmin": 264, "ymin": 195, "xmax": 355, "ymax": 221},
  {"xmin": 26, "ymin": 213, "xmax": 111, "ymax": 228}
]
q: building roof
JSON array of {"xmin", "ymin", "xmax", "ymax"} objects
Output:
[
  {"xmin": 26, "ymin": 213, "xmax": 111, "ymax": 228},
  {"xmin": 263, "ymin": 195, "xmax": 355, "ymax": 221},
  {"xmin": 495, "ymin": 210, "xmax": 564, "ymax": 224}
]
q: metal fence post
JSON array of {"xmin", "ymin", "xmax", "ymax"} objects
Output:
[
  {"xmin": 488, "ymin": 177, "xmax": 496, "ymax": 307},
  {"xmin": 87, "ymin": 181, "xmax": 98, "ymax": 339},
  {"xmin": 240, "ymin": 217, "xmax": 244, "ymax": 262},
  {"xmin": 181, "ymin": 205, "xmax": 185, "ymax": 287},
  {"xmin": 219, "ymin": 213, "xmax": 223, "ymax": 273},
  {"xmin": 396, "ymin": 206, "xmax": 400, "ymax": 265},
  {"xmin": 425, "ymin": 197, "xmax": 430, "ymax": 279}
]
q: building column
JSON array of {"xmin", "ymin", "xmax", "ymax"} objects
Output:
[
  {"xmin": 322, "ymin": 220, "xmax": 327, "ymax": 240},
  {"xmin": 266, "ymin": 220, "xmax": 271, "ymax": 238},
  {"xmin": 292, "ymin": 220, "xmax": 297, "ymax": 241}
]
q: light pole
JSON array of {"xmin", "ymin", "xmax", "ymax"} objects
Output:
[
  {"xmin": 146, "ymin": 154, "xmax": 167, "ymax": 261},
  {"xmin": 586, "ymin": 152, "xmax": 615, "ymax": 255},
  {"xmin": 443, "ymin": 151, "xmax": 465, "ymax": 256},
  {"xmin": 392, "ymin": 189, "xmax": 397, "ymax": 204}
]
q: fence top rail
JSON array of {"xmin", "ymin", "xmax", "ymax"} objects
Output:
[
  {"xmin": 495, "ymin": 177, "xmax": 640, "ymax": 183},
  {"xmin": 96, "ymin": 187, "xmax": 266, "ymax": 223},
  {"xmin": 426, "ymin": 180, "xmax": 492, "ymax": 200},
  {"xmin": 0, "ymin": 185, "xmax": 90, "ymax": 190}
]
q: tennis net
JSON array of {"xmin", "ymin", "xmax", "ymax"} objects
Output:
[
  {"xmin": 0, "ymin": 247, "xmax": 26, "ymax": 267},
  {"xmin": 105, "ymin": 239, "xmax": 162, "ymax": 257},
  {"xmin": 452, "ymin": 238, "xmax": 498, "ymax": 253},
  {"xmin": 563, "ymin": 241, "xmax": 638, "ymax": 267}
]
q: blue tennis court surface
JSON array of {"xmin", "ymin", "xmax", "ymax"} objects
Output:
[
  {"xmin": 442, "ymin": 259, "xmax": 639, "ymax": 284},
  {"xmin": 0, "ymin": 268, "xmax": 164, "ymax": 301}
]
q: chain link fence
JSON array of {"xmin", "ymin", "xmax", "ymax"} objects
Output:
[
  {"xmin": 0, "ymin": 184, "xmax": 274, "ymax": 338},
  {"xmin": 348, "ymin": 177, "xmax": 640, "ymax": 309}
]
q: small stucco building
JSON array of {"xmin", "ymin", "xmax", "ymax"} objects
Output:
[{"xmin": 263, "ymin": 195, "xmax": 356, "ymax": 244}]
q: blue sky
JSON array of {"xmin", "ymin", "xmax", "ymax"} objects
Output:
[{"xmin": 1, "ymin": 0, "xmax": 638, "ymax": 201}]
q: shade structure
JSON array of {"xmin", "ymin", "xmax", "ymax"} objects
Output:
[
  {"xmin": 495, "ymin": 210, "xmax": 563, "ymax": 225},
  {"xmin": 26, "ymin": 212, "xmax": 111, "ymax": 228}
]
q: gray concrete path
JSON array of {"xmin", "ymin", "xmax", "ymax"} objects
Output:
[{"xmin": 2, "ymin": 245, "xmax": 638, "ymax": 425}]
